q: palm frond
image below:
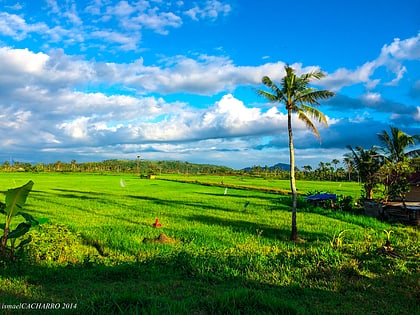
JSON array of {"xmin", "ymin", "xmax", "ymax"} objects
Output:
[
  {"xmin": 257, "ymin": 75, "xmax": 288, "ymax": 103},
  {"xmin": 262, "ymin": 76, "xmax": 281, "ymax": 95},
  {"xmin": 378, "ymin": 127, "xmax": 420, "ymax": 162},
  {"xmin": 298, "ymin": 90, "xmax": 335, "ymax": 105},
  {"xmin": 300, "ymin": 104, "xmax": 328, "ymax": 127},
  {"xmin": 297, "ymin": 110, "xmax": 321, "ymax": 139},
  {"xmin": 300, "ymin": 70, "xmax": 326, "ymax": 82},
  {"xmin": 406, "ymin": 148, "xmax": 420, "ymax": 158},
  {"xmin": 256, "ymin": 89, "xmax": 278, "ymax": 102}
]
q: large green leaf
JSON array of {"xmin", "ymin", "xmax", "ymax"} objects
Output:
[
  {"xmin": 18, "ymin": 211, "xmax": 38, "ymax": 225},
  {"xmin": 0, "ymin": 201, "xmax": 5, "ymax": 215},
  {"xmin": 16, "ymin": 235, "xmax": 32, "ymax": 249},
  {"xmin": 8, "ymin": 222, "xmax": 31, "ymax": 239},
  {"xmin": 5, "ymin": 181, "xmax": 34, "ymax": 219}
]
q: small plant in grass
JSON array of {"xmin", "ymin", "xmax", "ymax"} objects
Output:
[
  {"xmin": 0, "ymin": 180, "xmax": 46, "ymax": 261},
  {"xmin": 330, "ymin": 230, "xmax": 348, "ymax": 248},
  {"xmin": 383, "ymin": 229, "xmax": 394, "ymax": 248}
]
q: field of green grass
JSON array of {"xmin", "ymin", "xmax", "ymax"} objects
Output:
[
  {"xmin": 158, "ymin": 174, "xmax": 364, "ymax": 198},
  {"xmin": 0, "ymin": 173, "xmax": 419, "ymax": 314}
]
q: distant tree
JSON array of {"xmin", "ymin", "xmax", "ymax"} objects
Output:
[
  {"xmin": 303, "ymin": 165, "xmax": 312, "ymax": 172},
  {"xmin": 302, "ymin": 165, "xmax": 312, "ymax": 179},
  {"xmin": 71, "ymin": 159, "xmax": 77, "ymax": 172},
  {"xmin": 2, "ymin": 161, "xmax": 11, "ymax": 171},
  {"xmin": 331, "ymin": 159, "xmax": 340, "ymax": 180},
  {"xmin": 316, "ymin": 162, "xmax": 327, "ymax": 180},
  {"xmin": 346, "ymin": 146, "xmax": 383, "ymax": 199},
  {"xmin": 55, "ymin": 160, "xmax": 62, "ymax": 172},
  {"xmin": 343, "ymin": 155, "xmax": 355, "ymax": 181},
  {"xmin": 256, "ymin": 65, "xmax": 334, "ymax": 241}
]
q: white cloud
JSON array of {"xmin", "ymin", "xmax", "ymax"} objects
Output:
[
  {"xmin": 321, "ymin": 33, "xmax": 420, "ymax": 91},
  {"xmin": 380, "ymin": 34, "xmax": 420, "ymax": 60},
  {"xmin": 0, "ymin": 12, "xmax": 48, "ymax": 40},
  {"xmin": 361, "ymin": 92, "xmax": 382, "ymax": 104},
  {"xmin": 320, "ymin": 61, "xmax": 376, "ymax": 91},
  {"xmin": 58, "ymin": 117, "xmax": 90, "ymax": 140},
  {"xmin": 415, "ymin": 107, "xmax": 420, "ymax": 121},
  {"xmin": 184, "ymin": 0, "xmax": 231, "ymax": 21}
]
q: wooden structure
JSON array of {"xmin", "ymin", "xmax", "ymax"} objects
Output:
[
  {"xmin": 381, "ymin": 202, "xmax": 420, "ymax": 226},
  {"xmin": 364, "ymin": 200, "xmax": 420, "ymax": 226},
  {"xmin": 363, "ymin": 172, "xmax": 420, "ymax": 226},
  {"xmin": 406, "ymin": 172, "xmax": 420, "ymax": 202}
]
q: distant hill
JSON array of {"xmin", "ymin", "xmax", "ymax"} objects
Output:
[
  {"xmin": 242, "ymin": 162, "xmax": 291, "ymax": 172},
  {"xmin": 270, "ymin": 163, "xmax": 291, "ymax": 171}
]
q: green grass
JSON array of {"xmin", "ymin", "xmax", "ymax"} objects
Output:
[
  {"xmin": 0, "ymin": 173, "xmax": 419, "ymax": 314},
  {"xmin": 158, "ymin": 174, "xmax": 366, "ymax": 198}
]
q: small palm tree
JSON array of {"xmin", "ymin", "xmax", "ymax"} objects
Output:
[
  {"xmin": 343, "ymin": 155, "xmax": 355, "ymax": 181},
  {"xmin": 346, "ymin": 145, "xmax": 383, "ymax": 199},
  {"xmin": 257, "ymin": 65, "xmax": 334, "ymax": 241}
]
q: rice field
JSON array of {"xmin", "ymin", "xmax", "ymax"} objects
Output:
[{"xmin": 0, "ymin": 173, "xmax": 419, "ymax": 314}]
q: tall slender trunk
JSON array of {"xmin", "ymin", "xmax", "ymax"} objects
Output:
[{"xmin": 288, "ymin": 109, "xmax": 298, "ymax": 241}]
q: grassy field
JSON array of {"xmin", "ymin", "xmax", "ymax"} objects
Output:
[
  {"xmin": 0, "ymin": 173, "xmax": 419, "ymax": 314},
  {"xmin": 158, "ymin": 174, "xmax": 364, "ymax": 198}
]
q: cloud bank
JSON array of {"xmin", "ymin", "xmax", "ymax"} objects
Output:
[{"xmin": 0, "ymin": 1, "xmax": 419, "ymax": 168}]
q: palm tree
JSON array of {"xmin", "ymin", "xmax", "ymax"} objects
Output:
[
  {"xmin": 343, "ymin": 155, "xmax": 355, "ymax": 181},
  {"xmin": 346, "ymin": 145, "xmax": 383, "ymax": 199},
  {"xmin": 377, "ymin": 127, "xmax": 420, "ymax": 202},
  {"xmin": 332, "ymin": 159, "xmax": 340, "ymax": 181},
  {"xmin": 377, "ymin": 127, "xmax": 420, "ymax": 163},
  {"xmin": 256, "ymin": 65, "xmax": 335, "ymax": 241}
]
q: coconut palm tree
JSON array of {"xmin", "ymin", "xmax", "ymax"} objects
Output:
[
  {"xmin": 377, "ymin": 127, "xmax": 420, "ymax": 163},
  {"xmin": 256, "ymin": 65, "xmax": 335, "ymax": 241},
  {"xmin": 377, "ymin": 127, "xmax": 420, "ymax": 202}
]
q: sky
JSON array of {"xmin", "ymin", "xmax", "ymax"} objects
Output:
[{"xmin": 0, "ymin": 0, "xmax": 419, "ymax": 170}]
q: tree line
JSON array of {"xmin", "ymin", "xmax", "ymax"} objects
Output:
[{"xmin": 0, "ymin": 159, "xmax": 236, "ymax": 175}]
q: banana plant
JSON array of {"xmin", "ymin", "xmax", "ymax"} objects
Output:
[{"xmin": 0, "ymin": 180, "xmax": 44, "ymax": 259}]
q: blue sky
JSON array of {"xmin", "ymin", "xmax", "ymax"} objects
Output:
[{"xmin": 0, "ymin": 0, "xmax": 419, "ymax": 169}]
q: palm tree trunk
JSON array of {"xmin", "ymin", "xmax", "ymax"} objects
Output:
[{"xmin": 288, "ymin": 110, "xmax": 298, "ymax": 241}]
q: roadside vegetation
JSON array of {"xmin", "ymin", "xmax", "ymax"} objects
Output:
[{"xmin": 0, "ymin": 173, "xmax": 419, "ymax": 314}]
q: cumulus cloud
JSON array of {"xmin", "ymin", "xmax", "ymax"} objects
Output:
[{"xmin": 320, "ymin": 33, "xmax": 420, "ymax": 91}]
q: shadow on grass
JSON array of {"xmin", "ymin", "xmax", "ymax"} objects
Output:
[
  {"xmin": 1, "ymin": 250, "xmax": 418, "ymax": 315},
  {"xmin": 185, "ymin": 214, "xmax": 326, "ymax": 242},
  {"xmin": 29, "ymin": 189, "xmax": 144, "ymax": 226},
  {"xmin": 127, "ymin": 194, "xmax": 246, "ymax": 214}
]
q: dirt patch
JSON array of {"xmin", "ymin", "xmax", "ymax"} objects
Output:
[{"xmin": 142, "ymin": 234, "xmax": 177, "ymax": 244}]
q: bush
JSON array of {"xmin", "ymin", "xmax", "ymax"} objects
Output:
[{"xmin": 24, "ymin": 224, "xmax": 98, "ymax": 265}]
